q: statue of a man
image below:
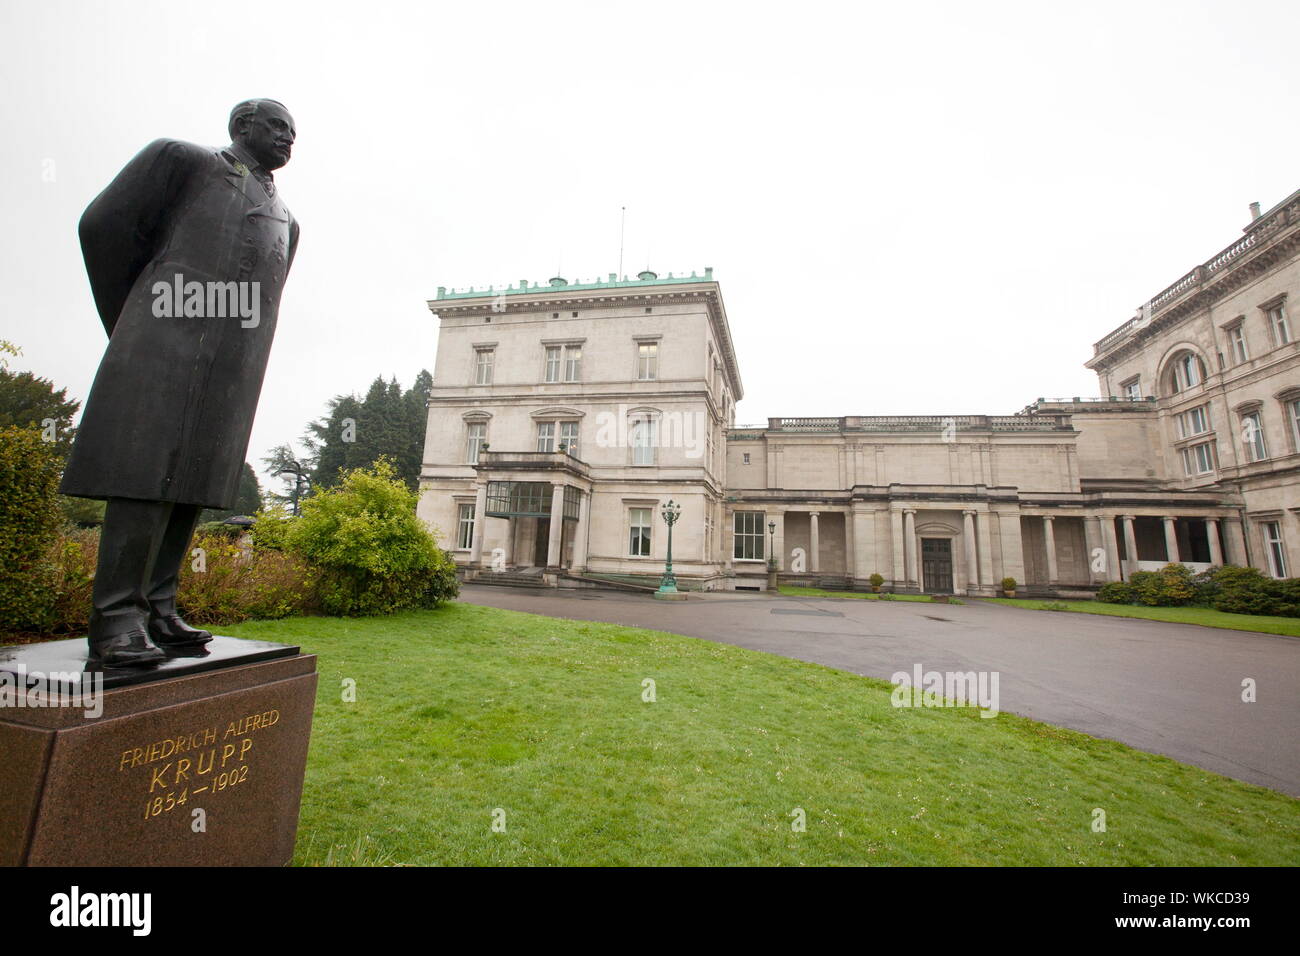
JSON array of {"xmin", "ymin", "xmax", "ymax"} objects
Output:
[{"xmin": 61, "ymin": 100, "xmax": 300, "ymax": 667}]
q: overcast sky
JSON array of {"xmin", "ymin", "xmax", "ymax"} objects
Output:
[{"xmin": 2, "ymin": 0, "xmax": 1297, "ymax": 488}]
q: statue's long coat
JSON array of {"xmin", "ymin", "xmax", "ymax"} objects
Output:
[{"xmin": 61, "ymin": 139, "xmax": 298, "ymax": 508}]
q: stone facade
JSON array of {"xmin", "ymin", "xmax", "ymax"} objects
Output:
[{"xmin": 419, "ymin": 190, "xmax": 1300, "ymax": 594}]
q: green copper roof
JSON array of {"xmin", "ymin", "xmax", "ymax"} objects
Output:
[{"xmin": 436, "ymin": 267, "xmax": 714, "ymax": 300}]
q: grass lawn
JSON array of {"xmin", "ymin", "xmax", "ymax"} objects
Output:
[
  {"xmin": 779, "ymin": 585, "xmax": 936, "ymax": 603},
  {"xmin": 225, "ymin": 603, "xmax": 1300, "ymax": 866},
  {"xmin": 980, "ymin": 598, "xmax": 1300, "ymax": 638}
]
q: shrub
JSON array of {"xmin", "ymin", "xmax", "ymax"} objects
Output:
[
  {"xmin": 250, "ymin": 505, "xmax": 295, "ymax": 552},
  {"xmin": 1208, "ymin": 565, "xmax": 1289, "ymax": 616},
  {"xmin": 1096, "ymin": 582, "xmax": 1134, "ymax": 604},
  {"xmin": 179, "ymin": 532, "xmax": 318, "ymax": 625},
  {"xmin": 868, "ymin": 573, "xmax": 884, "ymax": 588},
  {"xmin": 285, "ymin": 459, "xmax": 458, "ymax": 616},
  {"xmin": 0, "ymin": 426, "xmax": 64, "ymax": 632},
  {"xmin": 197, "ymin": 520, "xmax": 243, "ymax": 539},
  {"xmin": 1001, "ymin": 577, "xmax": 1016, "ymax": 591}
]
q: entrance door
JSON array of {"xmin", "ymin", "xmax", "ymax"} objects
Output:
[
  {"xmin": 921, "ymin": 538, "xmax": 953, "ymax": 593},
  {"xmin": 534, "ymin": 518, "xmax": 550, "ymax": 567}
]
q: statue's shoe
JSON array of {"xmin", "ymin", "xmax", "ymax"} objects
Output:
[
  {"xmin": 148, "ymin": 613, "xmax": 214, "ymax": 647},
  {"xmin": 88, "ymin": 627, "xmax": 167, "ymax": 668}
]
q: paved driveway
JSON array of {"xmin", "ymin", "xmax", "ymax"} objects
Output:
[{"xmin": 459, "ymin": 584, "xmax": 1300, "ymax": 796}]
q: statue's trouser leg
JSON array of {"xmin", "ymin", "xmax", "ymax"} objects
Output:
[
  {"xmin": 92, "ymin": 497, "xmax": 173, "ymax": 624},
  {"xmin": 143, "ymin": 503, "xmax": 202, "ymax": 611}
]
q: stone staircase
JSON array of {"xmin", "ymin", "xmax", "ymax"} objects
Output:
[{"xmin": 471, "ymin": 567, "xmax": 546, "ymax": 588}]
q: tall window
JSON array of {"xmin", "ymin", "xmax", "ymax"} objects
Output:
[
  {"xmin": 1170, "ymin": 352, "xmax": 1203, "ymax": 392},
  {"xmin": 465, "ymin": 422, "xmax": 487, "ymax": 463},
  {"xmin": 536, "ymin": 421, "xmax": 555, "ymax": 452},
  {"xmin": 544, "ymin": 344, "xmax": 581, "ymax": 383},
  {"xmin": 629, "ymin": 508, "xmax": 652, "ymax": 556},
  {"xmin": 733, "ymin": 512, "xmax": 766, "ymax": 560},
  {"xmin": 631, "ymin": 418, "xmax": 656, "ymax": 465},
  {"xmin": 1241, "ymin": 411, "xmax": 1268, "ymax": 462},
  {"xmin": 1267, "ymin": 304, "xmax": 1291, "ymax": 345},
  {"xmin": 1228, "ymin": 325, "xmax": 1249, "ymax": 364},
  {"xmin": 1122, "ymin": 378, "xmax": 1141, "ymax": 401},
  {"xmin": 1262, "ymin": 521, "xmax": 1287, "ymax": 578},
  {"xmin": 1180, "ymin": 440, "xmax": 1214, "ymax": 476},
  {"xmin": 637, "ymin": 342, "xmax": 658, "ymax": 381},
  {"xmin": 1289, "ymin": 398, "xmax": 1300, "ymax": 450},
  {"xmin": 456, "ymin": 503, "xmax": 475, "ymax": 550},
  {"xmin": 559, "ymin": 421, "xmax": 579, "ymax": 457},
  {"xmin": 1176, "ymin": 404, "xmax": 1210, "ymax": 439},
  {"xmin": 474, "ymin": 348, "xmax": 495, "ymax": 385}
]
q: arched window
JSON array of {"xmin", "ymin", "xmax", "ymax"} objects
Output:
[{"xmin": 1165, "ymin": 350, "xmax": 1206, "ymax": 394}]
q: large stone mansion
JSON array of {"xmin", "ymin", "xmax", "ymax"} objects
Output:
[{"xmin": 417, "ymin": 189, "xmax": 1300, "ymax": 595}]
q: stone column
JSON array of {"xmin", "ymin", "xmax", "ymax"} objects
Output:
[
  {"xmin": 852, "ymin": 508, "xmax": 875, "ymax": 584},
  {"xmin": 903, "ymin": 509, "xmax": 917, "ymax": 587},
  {"xmin": 962, "ymin": 510, "xmax": 979, "ymax": 594},
  {"xmin": 1163, "ymin": 516, "xmax": 1180, "ymax": 563},
  {"xmin": 571, "ymin": 491, "xmax": 590, "ymax": 570},
  {"xmin": 1083, "ymin": 515, "xmax": 1104, "ymax": 584},
  {"xmin": 998, "ymin": 511, "xmax": 1025, "ymax": 587},
  {"xmin": 1221, "ymin": 517, "xmax": 1245, "ymax": 565},
  {"xmin": 890, "ymin": 509, "xmax": 905, "ymax": 587},
  {"xmin": 469, "ymin": 483, "xmax": 488, "ymax": 566},
  {"xmin": 547, "ymin": 484, "xmax": 565, "ymax": 568},
  {"xmin": 502, "ymin": 517, "xmax": 515, "ymax": 567},
  {"xmin": 809, "ymin": 511, "xmax": 820, "ymax": 574},
  {"xmin": 1042, "ymin": 515, "xmax": 1059, "ymax": 585},
  {"xmin": 977, "ymin": 510, "xmax": 995, "ymax": 588},
  {"xmin": 1101, "ymin": 516, "xmax": 1122, "ymax": 582},
  {"xmin": 1206, "ymin": 518, "xmax": 1223, "ymax": 566},
  {"xmin": 1121, "ymin": 515, "xmax": 1138, "ymax": 576}
]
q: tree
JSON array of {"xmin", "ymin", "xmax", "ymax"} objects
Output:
[
  {"xmin": 199, "ymin": 462, "xmax": 264, "ymax": 523},
  {"xmin": 0, "ymin": 368, "xmax": 80, "ymax": 461},
  {"xmin": 262, "ymin": 443, "xmax": 312, "ymax": 513}
]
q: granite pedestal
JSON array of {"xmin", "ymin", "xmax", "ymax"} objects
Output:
[{"xmin": 0, "ymin": 636, "xmax": 317, "ymax": 867}]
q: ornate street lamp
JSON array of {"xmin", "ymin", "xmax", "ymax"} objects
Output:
[
  {"xmin": 767, "ymin": 520, "xmax": 777, "ymax": 568},
  {"xmin": 275, "ymin": 458, "xmax": 310, "ymax": 517},
  {"xmin": 654, "ymin": 499, "xmax": 686, "ymax": 601}
]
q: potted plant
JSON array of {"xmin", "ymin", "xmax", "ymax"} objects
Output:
[
  {"xmin": 868, "ymin": 572, "xmax": 884, "ymax": 593},
  {"xmin": 1001, "ymin": 576, "xmax": 1017, "ymax": 598}
]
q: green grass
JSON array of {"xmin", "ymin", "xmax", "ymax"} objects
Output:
[
  {"xmin": 778, "ymin": 585, "xmax": 934, "ymax": 602},
  {"xmin": 980, "ymin": 598, "xmax": 1300, "ymax": 638},
  {"xmin": 225, "ymin": 604, "xmax": 1300, "ymax": 866}
]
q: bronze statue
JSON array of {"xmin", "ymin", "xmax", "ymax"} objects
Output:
[{"xmin": 62, "ymin": 100, "xmax": 300, "ymax": 667}]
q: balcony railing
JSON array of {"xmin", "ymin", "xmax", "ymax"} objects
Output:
[
  {"xmin": 475, "ymin": 450, "xmax": 590, "ymax": 475},
  {"xmin": 747, "ymin": 415, "xmax": 1073, "ymax": 433}
]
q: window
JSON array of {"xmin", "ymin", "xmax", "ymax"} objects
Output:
[
  {"xmin": 733, "ymin": 512, "xmax": 766, "ymax": 560},
  {"xmin": 1289, "ymin": 398, "xmax": 1300, "ymax": 450},
  {"xmin": 1170, "ymin": 351, "xmax": 1203, "ymax": 392},
  {"xmin": 1267, "ymin": 303, "xmax": 1291, "ymax": 345},
  {"xmin": 1262, "ymin": 521, "xmax": 1287, "ymax": 578},
  {"xmin": 543, "ymin": 344, "xmax": 581, "ymax": 383},
  {"xmin": 465, "ymin": 422, "xmax": 487, "ymax": 464},
  {"xmin": 631, "ymin": 418, "xmax": 656, "ymax": 465},
  {"xmin": 564, "ymin": 345, "xmax": 582, "ymax": 382},
  {"xmin": 637, "ymin": 342, "xmax": 658, "ymax": 381},
  {"xmin": 474, "ymin": 348, "xmax": 494, "ymax": 385},
  {"xmin": 1176, "ymin": 404, "xmax": 1210, "ymax": 439},
  {"xmin": 629, "ymin": 508, "xmax": 652, "ymax": 556},
  {"xmin": 743, "ymin": 452, "xmax": 751, "ymax": 465},
  {"xmin": 1180, "ymin": 440, "xmax": 1215, "ymax": 476},
  {"xmin": 456, "ymin": 503, "xmax": 475, "ymax": 550},
  {"xmin": 1122, "ymin": 378, "xmax": 1141, "ymax": 401},
  {"xmin": 1241, "ymin": 410, "xmax": 1268, "ymax": 462},
  {"xmin": 559, "ymin": 421, "xmax": 579, "ymax": 457},
  {"xmin": 536, "ymin": 421, "xmax": 555, "ymax": 452},
  {"xmin": 1228, "ymin": 324, "xmax": 1249, "ymax": 364}
]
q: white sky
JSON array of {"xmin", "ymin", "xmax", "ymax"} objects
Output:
[{"xmin": 2, "ymin": 0, "xmax": 1297, "ymax": 485}]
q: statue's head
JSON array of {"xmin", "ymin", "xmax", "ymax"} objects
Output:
[{"xmin": 229, "ymin": 99, "xmax": 296, "ymax": 170}]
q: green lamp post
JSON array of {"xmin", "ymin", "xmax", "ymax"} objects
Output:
[{"xmin": 654, "ymin": 499, "xmax": 687, "ymax": 601}]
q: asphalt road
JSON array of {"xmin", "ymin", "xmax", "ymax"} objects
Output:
[{"xmin": 459, "ymin": 584, "xmax": 1300, "ymax": 797}]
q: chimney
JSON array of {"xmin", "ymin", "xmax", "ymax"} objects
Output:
[{"xmin": 1249, "ymin": 201, "xmax": 1262, "ymax": 221}]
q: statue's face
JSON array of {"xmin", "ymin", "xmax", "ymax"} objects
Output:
[{"xmin": 237, "ymin": 103, "xmax": 296, "ymax": 170}]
